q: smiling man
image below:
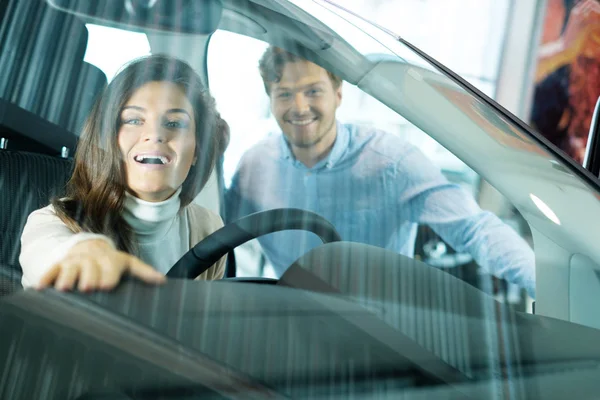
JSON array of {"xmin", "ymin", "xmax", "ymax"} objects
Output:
[
  {"xmin": 267, "ymin": 58, "xmax": 341, "ymax": 168},
  {"xmin": 226, "ymin": 46, "xmax": 536, "ymax": 298}
]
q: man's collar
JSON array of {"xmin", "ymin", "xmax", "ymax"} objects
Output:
[
  {"xmin": 279, "ymin": 122, "xmax": 349, "ymax": 170},
  {"xmin": 326, "ymin": 122, "xmax": 349, "ymax": 168},
  {"xmin": 279, "ymin": 132, "xmax": 295, "ymax": 161}
]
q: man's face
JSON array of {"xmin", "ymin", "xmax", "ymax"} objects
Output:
[{"xmin": 269, "ymin": 60, "xmax": 342, "ymax": 151}]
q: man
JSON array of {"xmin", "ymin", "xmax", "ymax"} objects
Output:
[{"xmin": 226, "ymin": 47, "xmax": 535, "ymax": 298}]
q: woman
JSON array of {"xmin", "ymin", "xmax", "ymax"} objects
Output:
[{"xmin": 20, "ymin": 54, "xmax": 227, "ymax": 292}]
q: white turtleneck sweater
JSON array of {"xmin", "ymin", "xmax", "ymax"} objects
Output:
[
  {"xmin": 19, "ymin": 188, "xmax": 194, "ymax": 288},
  {"xmin": 122, "ymin": 188, "xmax": 190, "ymax": 274}
]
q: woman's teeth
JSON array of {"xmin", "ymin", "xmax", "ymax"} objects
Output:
[{"xmin": 134, "ymin": 155, "xmax": 168, "ymax": 164}]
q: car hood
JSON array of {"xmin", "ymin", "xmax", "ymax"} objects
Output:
[{"xmin": 2, "ymin": 279, "xmax": 600, "ymax": 399}]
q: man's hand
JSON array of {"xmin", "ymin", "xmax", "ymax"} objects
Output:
[{"xmin": 38, "ymin": 239, "xmax": 166, "ymax": 292}]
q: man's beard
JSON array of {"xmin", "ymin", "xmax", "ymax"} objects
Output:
[
  {"xmin": 286, "ymin": 112, "xmax": 336, "ymax": 150},
  {"xmin": 292, "ymin": 133, "xmax": 325, "ymax": 149}
]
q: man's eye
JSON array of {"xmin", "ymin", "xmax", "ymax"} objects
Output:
[
  {"xmin": 307, "ymin": 89, "xmax": 322, "ymax": 96},
  {"xmin": 277, "ymin": 92, "xmax": 292, "ymax": 99}
]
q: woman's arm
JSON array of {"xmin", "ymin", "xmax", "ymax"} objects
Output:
[
  {"xmin": 20, "ymin": 205, "xmax": 165, "ymax": 291},
  {"xmin": 20, "ymin": 205, "xmax": 114, "ymax": 287}
]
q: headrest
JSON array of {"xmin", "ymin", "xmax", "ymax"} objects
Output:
[{"xmin": 0, "ymin": 0, "xmax": 90, "ymax": 124}]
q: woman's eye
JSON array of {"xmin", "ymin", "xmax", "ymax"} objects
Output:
[
  {"xmin": 307, "ymin": 89, "xmax": 322, "ymax": 96},
  {"xmin": 122, "ymin": 118, "xmax": 143, "ymax": 126},
  {"xmin": 164, "ymin": 120, "xmax": 189, "ymax": 129}
]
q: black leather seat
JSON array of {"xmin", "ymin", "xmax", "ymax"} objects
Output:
[
  {"xmin": 0, "ymin": 151, "xmax": 72, "ymax": 296},
  {"xmin": 0, "ymin": 1, "xmax": 107, "ymax": 296}
]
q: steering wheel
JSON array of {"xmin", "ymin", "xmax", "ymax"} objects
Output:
[{"xmin": 166, "ymin": 208, "xmax": 342, "ymax": 279}]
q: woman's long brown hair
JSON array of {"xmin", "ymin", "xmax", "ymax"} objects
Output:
[{"xmin": 52, "ymin": 55, "xmax": 220, "ymax": 254}]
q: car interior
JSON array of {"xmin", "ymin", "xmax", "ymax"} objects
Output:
[
  {"xmin": 3, "ymin": 0, "xmax": 600, "ymax": 398},
  {"xmin": 0, "ymin": 0, "xmax": 510, "ymax": 297}
]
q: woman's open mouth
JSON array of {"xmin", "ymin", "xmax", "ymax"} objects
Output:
[{"xmin": 133, "ymin": 153, "xmax": 172, "ymax": 167}]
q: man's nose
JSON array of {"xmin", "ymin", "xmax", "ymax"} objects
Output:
[{"xmin": 292, "ymin": 93, "xmax": 310, "ymax": 113}]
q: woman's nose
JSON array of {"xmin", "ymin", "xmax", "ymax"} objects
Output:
[{"xmin": 142, "ymin": 123, "xmax": 166, "ymax": 143}]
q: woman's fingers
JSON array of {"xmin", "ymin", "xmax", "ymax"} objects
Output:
[
  {"xmin": 78, "ymin": 260, "xmax": 101, "ymax": 292},
  {"xmin": 126, "ymin": 256, "xmax": 166, "ymax": 284},
  {"xmin": 38, "ymin": 264, "xmax": 62, "ymax": 289},
  {"xmin": 37, "ymin": 246, "xmax": 165, "ymax": 292},
  {"xmin": 54, "ymin": 263, "xmax": 82, "ymax": 291},
  {"xmin": 98, "ymin": 258, "xmax": 127, "ymax": 290}
]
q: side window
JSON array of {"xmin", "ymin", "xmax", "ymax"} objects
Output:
[
  {"xmin": 208, "ymin": 30, "xmax": 277, "ymax": 277},
  {"xmin": 207, "ymin": 30, "xmax": 272, "ymax": 188},
  {"xmin": 208, "ymin": 32, "xmax": 534, "ymax": 310}
]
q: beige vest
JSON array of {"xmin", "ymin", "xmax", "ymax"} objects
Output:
[{"xmin": 186, "ymin": 204, "xmax": 226, "ymax": 280}]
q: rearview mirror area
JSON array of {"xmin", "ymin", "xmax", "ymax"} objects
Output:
[{"xmin": 47, "ymin": 0, "xmax": 223, "ymax": 34}]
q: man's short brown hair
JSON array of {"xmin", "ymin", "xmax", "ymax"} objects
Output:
[{"xmin": 258, "ymin": 46, "xmax": 342, "ymax": 95}]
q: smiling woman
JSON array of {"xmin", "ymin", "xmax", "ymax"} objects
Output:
[
  {"xmin": 118, "ymin": 81, "xmax": 199, "ymax": 202},
  {"xmin": 18, "ymin": 55, "xmax": 227, "ymax": 292}
]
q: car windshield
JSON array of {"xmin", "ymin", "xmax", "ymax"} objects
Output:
[{"xmin": 2, "ymin": 0, "xmax": 600, "ymax": 399}]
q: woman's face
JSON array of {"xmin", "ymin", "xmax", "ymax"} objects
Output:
[{"xmin": 118, "ymin": 81, "xmax": 197, "ymax": 202}]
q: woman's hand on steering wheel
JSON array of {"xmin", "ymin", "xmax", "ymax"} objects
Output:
[{"xmin": 38, "ymin": 239, "xmax": 166, "ymax": 292}]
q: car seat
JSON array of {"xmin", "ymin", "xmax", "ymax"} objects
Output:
[
  {"xmin": 0, "ymin": 151, "xmax": 72, "ymax": 296},
  {"xmin": 0, "ymin": 0, "xmax": 107, "ymax": 295}
]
